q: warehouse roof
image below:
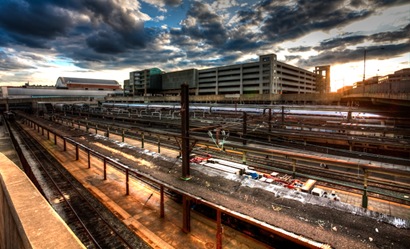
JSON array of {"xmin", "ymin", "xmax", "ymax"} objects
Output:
[{"xmin": 56, "ymin": 77, "xmax": 120, "ymax": 88}]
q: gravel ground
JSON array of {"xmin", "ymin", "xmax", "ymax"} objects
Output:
[{"xmin": 21, "ymin": 114, "xmax": 410, "ymax": 249}]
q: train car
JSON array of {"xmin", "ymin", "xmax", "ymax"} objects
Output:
[
  {"xmin": 99, "ymin": 102, "xmax": 383, "ymax": 123},
  {"xmin": 72, "ymin": 103, "xmax": 89, "ymax": 112},
  {"xmin": 53, "ymin": 103, "xmax": 70, "ymax": 112}
]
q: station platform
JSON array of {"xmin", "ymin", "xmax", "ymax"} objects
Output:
[
  {"xmin": 0, "ymin": 120, "xmax": 84, "ymax": 248},
  {"xmin": 3, "ymin": 115, "xmax": 410, "ymax": 248},
  {"xmin": 22, "ymin": 121, "xmax": 270, "ymax": 248},
  {"xmin": 0, "ymin": 120, "xmax": 21, "ymax": 166}
]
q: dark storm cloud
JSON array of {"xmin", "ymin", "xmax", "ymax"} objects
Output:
[
  {"xmin": 0, "ymin": 1, "xmax": 73, "ymax": 48},
  {"xmin": 285, "ymin": 55, "xmax": 302, "ymax": 61},
  {"xmin": 0, "ymin": 1, "xmax": 73, "ymax": 39},
  {"xmin": 223, "ymin": 38, "xmax": 265, "ymax": 51},
  {"xmin": 64, "ymin": 0, "xmax": 151, "ymax": 54},
  {"xmin": 164, "ymin": 0, "xmax": 183, "ymax": 7},
  {"xmin": 288, "ymin": 46, "xmax": 312, "ymax": 53},
  {"xmin": 0, "ymin": 0, "xmax": 152, "ymax": 57},
  {"xmin": 234, "ymin": 0, "xmax": 409, "ymax": 46},
  {"xmin": 298, "ymin": 42, "xmax": 410, "ymax": 68},
  {"xmin": 86, "ymin": 30, "xmax": 127, "ymax": 54},
  {"xmin": 0, "ymin": 0, "xmax": 409, "ymax": 74},
  {"xmin": 313, "ymin": 23, "xmax": 410, "ymax": 51},
  {"xmin": 179, "ymin": 2, "xmax": 228, "ymax": 46},
  {"xmin": 257, "ymin": 0, "xmax": 371, "ymax": 42},
  {"xmin": 0, "ymin": 51, "xmax": 36, "ymax": 71},
  {"xmin": 370, "ymin": 23, "xmax": 410, "ymax": 42},
  {"xmin": 315, "ymin": 35, "xmax": 367, "ymax": 50}
]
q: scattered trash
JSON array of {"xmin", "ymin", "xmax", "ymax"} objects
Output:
[
  {"xmin": 332, "ymin": 226, "xmax": 337, "ymax": 232},
  {"xmin": 271, "ymin": 205, "xmax": 282, "ymax": 212},
  {"xmin": 369, "ymin": 237, "xmax": 373, "ymax": 242},
  {"xmin": 298, "ymin": 216, "xmax": 309, "ymax": 222},
  {"xmin": 317, "ymin": 220, "xmax": 325, "ymax": 229},
  {"xmin": 375, "ymin": 228, "xmax": 379, "ymax": 233}
]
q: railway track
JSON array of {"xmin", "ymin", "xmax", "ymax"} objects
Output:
[
  {"xmin": 191, "ymin": 146, "xmax": 410, "ymax": 204},
  {"xmin": 8, "ymin": 119, "xmax": 149, "ymax": 249},
  {"xmin": 55, "ymin": 111, "xmax": 410, "ymax": 165},
  {"xmin": 47, "ymin": 113, "xmax": 410, "ymax": 197},
  {"xmin": 23, "ymin": 112, "xmax": 410, "ymax": 205}
]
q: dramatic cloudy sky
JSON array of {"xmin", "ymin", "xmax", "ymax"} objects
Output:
[{"xmin": 0, "ymin": 0, "xmax": 409, "ymax": 91}]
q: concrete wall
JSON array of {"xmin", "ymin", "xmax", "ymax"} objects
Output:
[{"xmin": 0, "ymin": 153, "xmax": 85, "ymax": 249}]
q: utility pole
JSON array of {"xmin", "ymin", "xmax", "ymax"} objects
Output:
[
  {"xmin": 180, "ymin": 83, "xmax": 191, "ymax": 234},
  {"xmin": 362, "ymin": 47, "xmax": 384, "ymax": 94},
  {"xmin": 181, "ymin": 83, "xmax": 190, "ymax": 180}
]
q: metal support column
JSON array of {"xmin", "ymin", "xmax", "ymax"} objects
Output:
[
  {"xmin": 347, "ymin": 111, "xmax": 352, "ymax": 122},
  {"xmin": 242, "ymin": 112, "xmax": 247, "ymax": 145},
  {"xmin": 54, "ymin": 134, "xmax": 57, "ymax": 145},
  {"xmin": 122, "ymin": 130, "xmax": 125, "ymax": 142},
  {"xmin": 75, "ymin": 144, "xmax": 79, "ymax": 160},
  {"xmin": 181, "ymin": 83, "xmax": 191, "ymax": 233},
  {"xmin": 362, "ymin": 169, "xmax": 369, "ymax": 208},
  {"xmin": 103, "ymin": 158, "xmax": 107, "ymax": 180},
  {"xmin": 141, "ymin": 132, "xmax": 145, "ymax": 148},
  {"xmin": 125, "ymin": 169, "xmax": 129, "ymax": 195},
  {"xmin": 63, "ymin": 139, "xmax": 66, "ymax": 151},
  {"xmin": 87, "ymin": 150, "xmax": 91, "ymax": 169},
  {"xmin": 181, "ymin": 83, "xmax": 190, "ymax": 180},
  {"xmin": 268, "ymin": 108, "xmax": 272, "ymax": 132},
  {"xmin": 292, "ymin": 159, "xmax": 297, "ymax": 178},
  {"xmin": 281, "ymin": 106, "xmax": 285, "ymax": 127},
  {"xmin": 182, "ymin": 195, "xmax": 191, "ymax": 233},
  {"xmin": 160, "ymin": 186, "xmax": 164, "ymax": 218},
  {"xmin": 216, "ymin": 209, "xmax": 222, "ymax": 249},
  {"xmin": 47, "ymin": 130, "xmax": 50, "ymax": 140},
  {"xmin": 157, "ymin": 135, "xmax": 161, "ymax": 153}
]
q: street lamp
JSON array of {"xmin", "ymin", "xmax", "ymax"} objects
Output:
[{"xmin": 362, "ymin": 47, "xmax": 384, "ymax": 89}]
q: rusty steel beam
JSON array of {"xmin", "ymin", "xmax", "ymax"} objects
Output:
[
  {"xmin": 181, "ymin": 83, "xmax": 190, "ymax": 180},
  {"xmin": 216, "ymin": 209, "xmax": 222, "ymax": 249},
  {"xmin": 182, "ymin": 195, "xmax": 191, "ymax": 233},
  {"xmin": 160, "ymin": 186, "xmax": 164, "ymax": 218}
]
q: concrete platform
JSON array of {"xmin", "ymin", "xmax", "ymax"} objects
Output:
[
  {"xmin": 24, "ymin": 122, "xmax": 271, "ymax": 248},
  {"xmin": 0, "ymin": 121, "xmax": 21, "ymax": 167},
  {"xmin": 0, "ymin": 153, "xmax": 85, "ymax": 249}
]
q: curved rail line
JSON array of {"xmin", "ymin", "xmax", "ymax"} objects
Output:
[{"xmin": 8, "ymin": 119, "xmax": 146, "ymax": 249}]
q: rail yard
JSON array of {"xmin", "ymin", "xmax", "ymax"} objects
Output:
[{"xmin": 2, "ymin": 101, "xmax": 410, "ymax": 248}]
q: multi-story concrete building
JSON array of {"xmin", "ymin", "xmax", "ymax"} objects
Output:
[
  {"xmin": 378, "ymin": 68, "xmax": 410, "ymax": 84},
  {"xmin": 162, "ymin": 69, "xmax": 198, "ymax": 95},
  {"xmin": 129, "ymin": 68, "xmax": 163, "ymax": 96},
  {"xmin": 128, "ymin": 54, "xmax": 330, "ymax": 96},
  {"xmin": 353, "ymin": 68, "xmax": 410, "ymax": 87},
  {"xmin": 315, "ymin": 65, "xmax": 331, "ymax": 93}
]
